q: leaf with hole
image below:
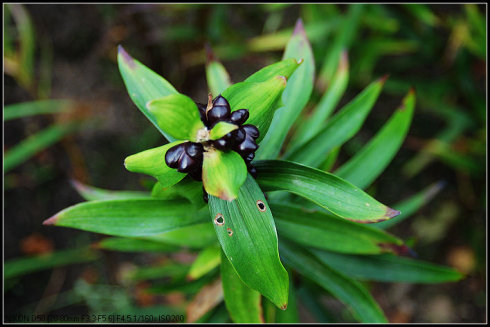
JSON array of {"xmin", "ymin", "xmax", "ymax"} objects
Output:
[{"xmin": 208, "ymin": 174, "xmax": 289, "ymax": 309}]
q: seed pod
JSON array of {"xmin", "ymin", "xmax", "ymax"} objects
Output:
[
  {"xmin": 237, "ymin": 136, "xmax": 259, "ymax": 154},
  {"xmin": 196, "ymin": 103, "xmax": 208, "ymax": 125},
  {"xmin": 178, "ymin": 154, "xmax": 198, "ymax": 173},
  {"xmin": 248, "ymin": 165, "xmax": 257, "ymax": 178},
  {"xmin": 212, "ymin": 95, "xmax": 230, "ymax": 108},
  {"xmin": 242, "ymin": 124, "xmax": 260, "ymax": 139},
  {"xmin": 207, "ymin": 105, "xmax": 230, "ymax": 126},
  {"xmin": 165, "ymin": 143, "xmax": 186, "ymax": 168},
  {"xmin": 213, "ymin": 138, "xmax": 231, "ymax": 151},
  {"xmin": 244, "ymin": 152, "xmax": 255, "ymax": 162},
  {"xmin": 234, "ymin": 128, "xmax": 246, "ymax": 144},
  {"xmin": 185, "ymin": 142, "xmax": 204, "ymax": 160},
  {"xmin": 229, "ymin": 109, "xmax": 249, "ymax": 125}
]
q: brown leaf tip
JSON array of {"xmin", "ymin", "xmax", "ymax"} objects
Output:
[
  {"xmin": 42, "ymin": 214, "xmax": 59, "ymax": 226},
  {"xmin": 118, "ymin": 45, "xmax": 135, "ymax": 69},
  {"xmin": 378, "ymin": 74, "xmax": 390, "ymax": 85},
  {"xmin": 205, "ymin": 42, "xmax": 216, "ymax": 64},
  {"xmin": 280, "ymin": 303, "xmax": 288, "ymax": 311},
  {"xmin": 339, "ymin": 50, "xmax": 349, "ymax": 71},
  {"xmin": 276, "ymin": 75, "xmax": 287, "ymax": 86},
  {"xmin": 385, "ymin": 207, "xmax": 401, "ymax": 219},
  {"xmin": 293, "ymin": 18, "xmax": 306, "ymax": 37}
]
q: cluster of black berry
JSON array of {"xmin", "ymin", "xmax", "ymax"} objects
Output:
[{"xmin": 164, "ymin": 95, "xmax": 260, "ymax": 197}]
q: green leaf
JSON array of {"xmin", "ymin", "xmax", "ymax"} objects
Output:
[
  {"xmin": 4, "ymin": 99, "xmax": 73, "ymax": 121},
  {"xmin": 71, "ymin": 180, "xmax": 151, "ymax": 201},
  {"xmin": 124, "ymin": 140, "xmax": 187, "ymax": 188},
  {"xmin": 284, "ymin": 76, "xmax": 386, "ymax": 167},
  {"xmin": 145, "ymin": 222, "xmax": 217, "ymax": 249},
  {"xmin": 256, "ymin": 160, "xmax": 400, "ymax": 223},
  {"xmin": 317, "ymin": 4, "xmax": 363, "ymax": 90},
  {"xmin": 275, "ymin": 271, "xmax": 299, "ymax": 323},
  {"xmin": 335, "ymin": 89, "xmax": 416, "ymax": 189},
  {"xmin": 206, "ymin": 59, "xmax": 231, "ymax": 97},
  {"xmin": 256, "ymin": 19, "xmax": 315, "ymax": 160},
  {"xmin": 312, "ymin": 250, "xmax": 463, "ymax": 283},
  {"xmin": 289, "ymin": 51, "xmax": 349, "ymax": 150},
  {"xmin": 202, "ymin": 148, "xmax": 247, "ymax": 201},
  {"xmin": 96, "ymin": 237, "xmax": 179, "ymax": 253},
  {"xmin": 151, "ymin": 178, "xmax": 206, "ymax": 209},
  {"xmin": 147, "ymin": 94, "xmax": 205, "ymax": 141},
  {"xmin": 271, "ymin": 203, "xmax": 403, "ymax": 254},
  {"xmin": 4, "ymin": 122, "xmax": 78, "ymax": 173},
  {"xmin": 43, "ymin": 199, "xmax": 208, "ymax": 237},
  {"xmin": 244, "ymin": 58, "xmax": 301, "ymax": 83},
  {"xmin": 209, "ymin": 121, "xmax": 238, "ymax": 140},
  {"xmin": 221, "ymin": 250, "xmax": 263, "ymax": 323},
  {"xmin": 375, "ymin": 181, "xmax": 445, "ymax": 230},
  {"xmin": 4, "ymin": 247, "xmax": 98, "ymax": 279},
  {"xmin": 222, "ymin": 76, "xmax": 287, "ymax": 143},
  {"xmin": 279, "ymin": 242, "xmax": 387, "ymax": 323},
  {"xmin": 117, "ymin": 45, "xmax": 178, "ymax": 142},
  {"xmin": 208, "ymin": 174, "xmax": 289, "ymax": 309},
  {"xmin": 188, "ymin": 244, "xmax": 222, "ymax": 280}
]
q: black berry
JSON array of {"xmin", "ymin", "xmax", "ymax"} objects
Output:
[{"xmin": 229, "ymin": 109, "xmax": 249, "ymax": 125}]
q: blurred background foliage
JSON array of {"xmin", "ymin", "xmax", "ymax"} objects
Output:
[{"xmin": 3, "ymin": 4, "xmax": 486, "ymax": 323}]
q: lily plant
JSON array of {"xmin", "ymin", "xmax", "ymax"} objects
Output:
[{"xmin": 44, "ymin": 19, "xmax": 463, "ymax": 323}]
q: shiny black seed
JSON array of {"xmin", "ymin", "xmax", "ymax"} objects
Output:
[
  {"xmin": 230, "ymin": 109, "xmax": 249, "ymax": 125},
  {"xmin": 178, "ymin": 154, "xmax": 197, "ymax": 173},
  {"xmin": 165, "ymin": 144, "xmax": 186, "ymax": 168},
  {"xmin": 237, "ymin": 137, "xmax": 259, "ymax": 154},
  {"xmin": 207, "ymin": 105, "xmax": 230, "ymax": 125},
  {"xmin": 242, "ymin": 124, "xmax": 259, "ymax": 139},
  {"xmin": 185, "ymin": 142, "xmax": 204, "ymax": 159},
  {"xmin": 212, "ymin": 95, "xmax": 230, "ymax": 108},
  {"xmin": 213, "ymin": 138, "xmax": 231, "ymax": 151},
  {"xmin": 234, "ymin": 128, "xmax": 246, "ymax": 143}
]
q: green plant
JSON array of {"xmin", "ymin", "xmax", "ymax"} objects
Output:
[{"xmin": 43, "ymin": 18, "xmax": 463, "ymax": 323}]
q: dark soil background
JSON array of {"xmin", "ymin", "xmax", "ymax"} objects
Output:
[{"xmin": 4, "ymin": 4, "xmax": 487, "ymax": 323}]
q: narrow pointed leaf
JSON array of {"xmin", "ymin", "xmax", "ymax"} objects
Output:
[
  {"xmin": 244, "ymin": 58, "xmax": 301, "ymax": 83},
  {"xmin": 276, "ymin": 270, "xmax": 299, "ymax": 323},
  {"xmin": 4, "ymin": 123, "xmax": 78, "ymax": 172},
  {"xmin": 221, "ymin": 250, "xmax": 263, "ymax": 323},
  {"xmin": 146, "ymin": 222, "xmax": 217, "ymax": 249},
  {"xmin": 188, "ymin": 245, "xmax": 222, "ymax": 280},
  {"xmin": 96, "ymin": 237, "xmax": 179, "ymax": 253},
  {"xmin": 43, "ymin": 199, "xmax": 208, "ymax": 237},
  {"xmin": 222, "ymin": 76, "xmax": 287, "ymax": 143},
  {"xmin": 4, "ymin": 248, "xmax": 98, "ymax": 279},
  {"xmin": 271, "ymin": 203, "xmax": 403, "ymax": 254},
  {"xmin": 124, "ymin": 141, "xmax": 187, "ymax": 188},
  {"xmin": 290, "ymin": 51, "xmax": 349, "ymax": 150},
  {"xmin": 375, "ymin": 181, "xmax": 445, "ymax": 230},
  {"xmin": 206, "ymin": 59, "xmax": 231, "ymax": 97},
  {"xmin": 202, "ymin": 148, "xmax": 247, "ymax": 201},
  {"xmin": 256, "ymin": 160, "xmax": 400, "ymax": 223},
  {"xmin": 335, "ymin": 89, "xmax": 415, "ymax": 189},
  {"xmin": 71, "ymin": 180, "xmax": 150, "ymax": 201},
  {"xmin": 118, "ymin": 46, "xmax": 178, "ymax": 141},
  {"xmin": 4, "ymin": 99, "xmax": 73, "ymax": 121},
  {"xmin": 257, "ymin": 19, "xmax": 315, "ymax": 160},
  {"xmin": 209, "ymin": 122, "xmax": 238, "ymax": 140},
  {"xmin": 147, "ymin": 94, "xmax": 204, "ymax": 141},
  {"xmin": 284, "ymin": 76, "xmax": 386, "ymax": 167},
  {"xmin": 208, "ymin": 174, "xmax": 289, "ymax": 309},
  {"xmin": 280, "ymin": 242, "xmax": 387, "ymax": 323},
  {"xmin": 312, "ymin": 250, "xmax": 463, "ymax": 283}
]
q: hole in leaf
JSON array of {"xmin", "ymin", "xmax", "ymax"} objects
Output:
[
  {"xmin": 214, "ymin": 213, "xmax": 224, "ymax": 226},
  {"xmin": 227, "ymin": 228, "xmax": 233, "ymax": 236},
  {"xmin": 256, "ymin": 200, "xmax": 266, "ymax": 212}
]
